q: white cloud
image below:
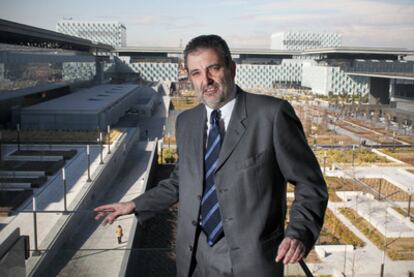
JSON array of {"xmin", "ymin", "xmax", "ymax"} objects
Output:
[
  {"xmin": 230, "ymin": 0, "xmax": 414, "ymax": 48},
  {"xmin": 253, "ymin": 0, "xmax": 414, "ymax": 27}
]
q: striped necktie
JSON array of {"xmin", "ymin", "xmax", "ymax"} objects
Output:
[{"xmin": 200, "ymin": 109, "xmax": 224, "ymax": 246}]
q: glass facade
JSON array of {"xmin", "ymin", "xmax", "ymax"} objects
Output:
[
  {"xmin": 0, "ymin": 44, "xmax": 100, "ymax": 92},
  {"xmin": 56, "ymin": 20, "xmax": 127, "ymax": 47},
  {"xmin": 271, "ymin": 32, "xmax": 342, "ymax": 51}
]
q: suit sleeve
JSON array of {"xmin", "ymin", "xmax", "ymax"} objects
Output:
[
  {"xmin": 132, "ymin": 161, "xmax": 179, "ymax": 222},
  {"xmin": 131, "ymin": 117, "xmax": 182, "ymax": 223},
  {"xmin": 273, "ymin": 100, "xmax": 328, "ymax": 254}
]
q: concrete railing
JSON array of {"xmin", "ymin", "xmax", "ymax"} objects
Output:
[
  {"xmin": 0, "ymin": 228, "xmax": 27, "ymax": 277},
  {"xmin": 119, "ymin": 139, "xmax": 159, "ymax": 277},
  {"xmin": 28, "ymin": 127, "xmax": 141, "ymax": 277}
]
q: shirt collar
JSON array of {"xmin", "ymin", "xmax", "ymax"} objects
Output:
[{"xmin": 205, "ymin": 86, "xmax": 237, "ymax": 121}]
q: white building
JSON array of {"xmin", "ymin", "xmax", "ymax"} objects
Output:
[
  {"xmin": 56, "ymin": 20, "xmax": 126, "ymax": 47},
  {"xmin": 271, "ymin": 31, "xmax": 341, "ymax": 51}
]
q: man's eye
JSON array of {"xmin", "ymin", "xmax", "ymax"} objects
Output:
[
  {"xmin": 208, "ymin": 66, "xmax": 221, "ymax": 75},
  {"xmin": 191, "ymin": 71, "xmax": 200, "ymax": 77}
]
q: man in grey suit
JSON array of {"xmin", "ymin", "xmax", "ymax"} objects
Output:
[{"xmin": 95, "ymin": 35, "xmax": 328, "ymax": 277}]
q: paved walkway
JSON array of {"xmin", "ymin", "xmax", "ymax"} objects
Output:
[
  {"xmin": 310, "ymin": 166, "xmax": 414, "ymax": 276},
  {"xmin": 329, "ymin": 166, "xmax": 414, "ymax": 193},
  {"xmin": 46, "ymin": 95, "xmax": 170, "ymax": 276},
  {"xmin": 49, "ymin": 141, "xmax": 154, "ymax": 277},
  {"xmin": 0, "ymin": 93, "xmax": 171, "ymax": 276},
  {"xmin": 336, "ymin": 191, "xmax": 414, "ymax": 237}
]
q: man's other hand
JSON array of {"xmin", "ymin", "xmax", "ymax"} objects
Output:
[
  {"xmin": 275, "ymin": 237, "xmax": 305, "ymax": 264},
  {"xmin": 94, "ymin": 201, "xmax": 136, "ymax": 225}
]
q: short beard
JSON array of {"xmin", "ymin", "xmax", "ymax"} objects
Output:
[
  {"xmin": 203, "ymin": 97, "xmax": 225, "ymax": 110},
  {"xmin": 197, "ymin": 80, "xmax": 234, "ymax": 109}
]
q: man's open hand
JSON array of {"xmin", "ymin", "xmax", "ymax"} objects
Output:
[
  {"xmin": 275, "ymin": 237, "xmax": 305, "ymax": 264},
  {"xmin": 94, "ymin": 201, "xmax": 136, "ymax": 225}
]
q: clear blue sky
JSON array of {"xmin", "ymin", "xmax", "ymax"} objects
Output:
[{"xmin": 1, "ymin": 0, "xmax": 413, "ymax": 49}]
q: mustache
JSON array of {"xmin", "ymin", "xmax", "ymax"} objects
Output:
[{"xmin": 202, "ymin": 84, "xmax": 218, "ymax": 93}]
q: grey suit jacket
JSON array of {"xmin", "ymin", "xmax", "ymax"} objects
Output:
[{"xmin": 133, "ymin": 88, "xmax": 328, "ymax": 277}]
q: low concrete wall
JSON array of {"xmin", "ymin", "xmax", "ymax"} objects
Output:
[
  {"xmin": 328, "ymin": 123, "xmax": 377, "ymax": 145},
  {"xmin": 0, "ymin": 183, "xmax": 31, "ymax": 189},
  {"xmin": 0, "ymin": 171, "xmax": 45, "ymax": 178},
  {"xmin": 0, "ymin": 228, "xmax": 26, "ymax": 277},
  {"xmin": 4, "ymin": 156, "xmax": 63, "ymax": 162},
  {"xmin": 371, "ymin": 149, "xmax": 405, "ymax": 164},
  {"xmin": 315, "ymin": 245, "xmax": 354, "ymax": 258},
  {"xmin": 387, "ymin": 206, "xmax": 414, "ymax": 229},
  {"xmin": 121, "ymin": 140, "xmax": 159, "ymax": 277},
  {"xmin": 29, "ymin": 127, "xmax": 140, "ymax": 277}
]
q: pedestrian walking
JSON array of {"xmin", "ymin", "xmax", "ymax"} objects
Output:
[{"xmin": 115, "ymin": 225, "xmax": 123, "ymax": 244}]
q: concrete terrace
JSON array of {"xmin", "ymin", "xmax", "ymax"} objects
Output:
[{"xmin": 32, "ymin": 95, "xmax": 169, "ymax": 276}]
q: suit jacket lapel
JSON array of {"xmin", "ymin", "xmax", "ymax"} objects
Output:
[
  {"xmin": 216, "ymin": 88, "xmax": 247, "ymax": 172},
  {"xmin": 191, "ymin": 104, "xmax": 206, "ymax": 183}
]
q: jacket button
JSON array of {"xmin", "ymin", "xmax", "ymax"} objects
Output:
[
  {"xmin": 192, "ymin": 220, "xmax": 197, "ymax": 226},
  {"xmin": 189, "ymin": 245, "xmax": 193, "ymax": 252},
  {"xmin": 224, "ymin": 217, "xmax": 233, "ymax": 222}
]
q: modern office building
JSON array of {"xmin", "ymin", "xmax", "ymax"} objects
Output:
[
  {"xmin": 0, "ymin": 19, "xmax": 113, "ymax": 127},
  {"xmin": 56, "ymin": 20, "xmax": 127, "ymax": 47},
  {"xmin": 116, "ymin": 45, "xmax": 413, "ymax": 96},
  {"xmin": 2, "ymin": 18, "xmax": 413, "ymax": 125},
  {"xmin": 300, "ymin": 47, "xmax": 414, "ymax": 97},
  {"xmin": 271, "ymin": 31, "xmax": 342, "ymax": 51},
  {"xmin": 115, "ymin": 44, "xmax": 414, "ymax": 123}
]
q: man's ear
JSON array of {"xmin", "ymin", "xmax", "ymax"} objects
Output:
[{"xmin": 230, "ymin": 61, "xmax": 236, "ymax": 79}]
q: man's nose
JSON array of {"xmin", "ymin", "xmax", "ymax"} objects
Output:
[{"xmin": 202, "ymin": 69, "xmax": 214, "ymax": 85}]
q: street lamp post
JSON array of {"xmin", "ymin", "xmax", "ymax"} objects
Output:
[
  {"xmin": 62, "ymin": 167, "xmax": 68, "ymax": 213},
  {"xmin": 343, "ymin": 244, "xmax": 347, "ymax": 276},
  {"xmin": 352, "ymin": 144, "xmax": 356, "ymax": 168},
  {"xmin": 351, "ymin": 245, "xmax": 356, "ymax": 277},
  {"xmin": 87, "ymin": 144, "xmax": 92, "ymax": 182},
  {"xmin": 378, "ymin": 178, "xmax": 383, "ymax": 200},
  {"xmin": 17, "ymin": 123, "xmax": 21, "ymax": 151},
  {"xmin": 98, "ymin": 133, "xmax": 103, "ymax": 164},
  {"xmin": 392, "ymin": 131, "xmax": 396, "ymax": 152},
  {"xmin": 408, "ymin": 185, "xmax": 412, "ymax": 218},
  {"xmin": 32, "ymin": 195, "xmax": 41, "ymax": 256},
  {"xmin": 380, "ymin": 206, "xmax": 388, "ymax": 277},
  {"xmin": 107, "ymin": 125, "xmax": 111, "ymax": 154}
]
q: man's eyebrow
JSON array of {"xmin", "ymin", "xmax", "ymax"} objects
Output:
[
  {"xmin": 188, "ymin": 63, "xmax": 221, "ymax": 74},
  {"xmin": 207, "ymin": 63, "xmax": 221, "ymax": 69},
  {"xmin": 188, "ymin": 68, "xmax": 199, "ymax": 75}
]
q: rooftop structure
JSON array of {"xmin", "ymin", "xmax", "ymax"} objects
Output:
[
  {"xmin": 0, "ymin": 18, "xmax": 113, "ymax": 52},
  {"xmin": 271, "ymin": 31, "xmax": 342, "ymax": 51},
  {"xmin": 57, "ymin": 20, "xmax": 126, "ymax": 48},
  {"xmin": 301, "ymin": 47, "xmax": 414, "ymax": 60},
  {"xmin": 20, "ymin": 84, "xmax": 140, "ymax": 130}
]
